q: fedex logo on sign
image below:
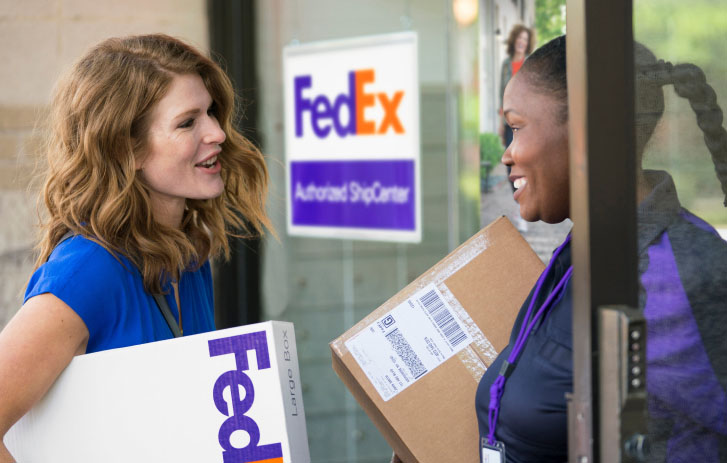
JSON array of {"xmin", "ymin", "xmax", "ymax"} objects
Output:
[
  {"xmin": 209, "ymin": 331, "xmax": 284, "ymax": 463},
  {"xmin": 294, "ymin": 69, "xmax": 405, "ymax": 139}
]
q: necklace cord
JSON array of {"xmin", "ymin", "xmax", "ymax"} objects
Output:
[{"xmin": 487, "ymin": 234, "xmax": 573, "ymax": 445}]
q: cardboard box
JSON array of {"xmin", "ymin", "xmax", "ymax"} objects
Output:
[
  {"xmin": 5, "ymin": 321, "xmax": 310, "ymax": 463},
  {"xmin": 330, "ymin": 216, "xmax": 545, "ymax": 463}
]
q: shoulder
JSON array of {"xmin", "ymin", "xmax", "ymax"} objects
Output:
[
  {"xmin": 185, "ymin": 258, "xmax": 212, "ymax": 282},
  {"xmin": 188, "ymin": 259, "xmax": 214, "ymax": 293},
  {"xmin": 668, "ymin": 212, "xmax": 727, "ymax": 275},
  {"xmin": 179, "ymin": 259, "xmax": 216, "ymax": 335},
  {"xmin": 643, "ymin": 214, "xmax": 727, "ymax": 297},
  {"xmin": 197, "ymin": 259, "xmax": 212, "ymax": 276},
  {"xmin": 57, "ymin": 235, "xmax": 133, "ymax": 275},
  {"xmin": 26, "ymin": 236, "xmax": 137, "ymax": 303},
  {"xmin": 649, "ymin": 213, "xmax": 727, "ymax": 329},
  {"xmin": 25, "ymin": 236, "xmax": 149, "ymax": 350}
]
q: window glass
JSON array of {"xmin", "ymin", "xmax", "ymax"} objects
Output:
[
  {"xmin": 479, "ymin": 0, "xmax": 570, "ymax": 260},
  {"xmin": 633, "ymin": 1, "xmax": 727, "ymax": 459},
  {"xmin": 256, "ymin": 1, "xmax": 480, "ymax": 460}
]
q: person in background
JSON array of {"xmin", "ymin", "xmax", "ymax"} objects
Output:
[
  {"xmin": 475, "ymin": 35, "xmax": 727, "ymax": 462},
  {"xmin": 0, "ymin": 34, "xmax": 272, "ymax": 462},
  {"xmin": 498, "ymin": 24, "xmax": 534, "ymax": 233},
  {"xmin": 498, "ymin": 24, "xmax": 534, "ymax": 149}
]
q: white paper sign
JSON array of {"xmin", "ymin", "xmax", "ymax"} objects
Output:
[
  {"xmin": 283, "ymin": 32, "xmax": 421, "ymax": 242},
  {"xmin": 345, "ymin": 284, "xmax": 472, "ymax": 401}
]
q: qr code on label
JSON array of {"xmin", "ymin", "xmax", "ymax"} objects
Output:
[{"xmin": 385, "ymin": 328, "xmax": 427, "ymax": 379}]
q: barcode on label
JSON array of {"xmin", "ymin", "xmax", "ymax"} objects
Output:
[
  {"xmin": 419, "ymin": 289, "xmax": 468, "ymax": 347},
  {"xmin": 385, "ymin": 328, "xmax": 428, "ymax": 379}
]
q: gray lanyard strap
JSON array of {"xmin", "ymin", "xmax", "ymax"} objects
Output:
[
  {"xmin": 152, "ymin": 293, "xmax": 182, "ymax": 338},
  {"xmin": 56, "ymin": 231, "xmax": 182, "ymax": 338}
]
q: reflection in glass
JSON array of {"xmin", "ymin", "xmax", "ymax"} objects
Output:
[
  {"xmin": 256, "ymin": 1, "xmax": 485, "ymax": 460},
  {"xmin": 479, "ymin": 1, "xmax": 570, "ymax": 262},
  {"xmin": 633, "ymin": 13, "xmax": 727, "ymax": 460}
]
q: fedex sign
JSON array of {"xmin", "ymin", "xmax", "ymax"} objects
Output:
[
  {"xmin": 209, "ymin": 331, "xmax": 283, "ymax": 463},
  {"xmin": 294, "ymin": 69, "xmax": 404, "ymax": 138},
  {"xmin": 284, "ymin": 32, "xmax": 421, "ymax": 242}
]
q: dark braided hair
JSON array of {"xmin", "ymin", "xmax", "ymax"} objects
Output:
[
  {"xmin": 521, "ymin": 35, "xmax": 727, "ymax": 207},
  {"xmin": 672, "ymin": 66, "xmax": 727, "ymax": 206},
  {"xmin": 635, "ymin": 45, "xmax": 727, "ymax": 206}
]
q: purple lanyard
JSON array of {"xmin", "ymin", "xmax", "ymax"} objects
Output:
[{"xmin": 487, "ymin": 234, "xmax": 574, "ymax": 446}]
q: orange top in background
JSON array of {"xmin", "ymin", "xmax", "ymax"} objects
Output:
[{"xmin": 512, "ymin": 58, "xmax": 524, "ymax": 75}]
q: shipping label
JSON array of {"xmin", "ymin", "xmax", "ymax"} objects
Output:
[{"xmin": 345, "ymin": 283, "xmax": 472, "ymax": 401}]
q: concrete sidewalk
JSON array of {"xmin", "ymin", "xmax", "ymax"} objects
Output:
[{"xmin": 480, "ymin": 163, "xmax": 572, "ymax": 263}]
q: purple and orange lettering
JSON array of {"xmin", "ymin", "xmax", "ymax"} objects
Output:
[
  {"xmin": 293, "ymin": 69, "xmax": 405, "ymax": 139},
  {"xmin": 209, "ymin": 331, "xmax": 284, "ymax": 463}
]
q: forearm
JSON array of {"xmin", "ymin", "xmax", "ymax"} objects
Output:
[
  {"xmin": 0, "ymin": 293, "xmax": 89, "ymax": 462},
  {"xmin": 0, "ymin": 442, "xmax": 15, "ymax": 463}
]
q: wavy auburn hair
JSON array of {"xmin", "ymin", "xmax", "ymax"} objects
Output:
[
  {"xmin": 36, "ymin": 34, "xmax": 272, "ymax": 293},
  {"xmin": 505, "ymin": 24, "xmax": 534, "ymax": 58}
]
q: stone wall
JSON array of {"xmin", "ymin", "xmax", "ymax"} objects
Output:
[{"xmin": 0, "ymin": 0, "xmax": 208, "ymax": 329}]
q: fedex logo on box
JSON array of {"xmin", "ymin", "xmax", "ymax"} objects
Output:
[
  {"xmin": 294, "ymin": 69, "xmax": 405, "ymax": 139},
  {"xmin": 3, "ymin": 321, "xmax": 308, "ymax": 462},
  {"xmin": 208, "ymin": 331, "xmax": 283, "ymax": 463}
]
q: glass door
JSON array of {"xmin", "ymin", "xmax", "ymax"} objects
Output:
[
  {"xmin": 628, "ymin": 1, "xmax": 727, "ymax": 461},
  {"xmin": 567, "ymin": 0, "xmax": 727, "ymax": 461}
]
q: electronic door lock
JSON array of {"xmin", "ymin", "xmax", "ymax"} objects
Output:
[{"xmin": 599, "ymin": 305, "xmax": 650, "ymax": 462}]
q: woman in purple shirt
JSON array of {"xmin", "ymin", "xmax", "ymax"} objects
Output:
[{"xmin": 475, "ymin": 35, "xmax": 727, "ymax": 462}]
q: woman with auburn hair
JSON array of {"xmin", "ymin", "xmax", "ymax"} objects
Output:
[
  {"xmin": 498, "ymin": 24, "xmax": 534, "ymax": 149},
  {"xmin": 497, "ymin": 24, "xmax": 534, "ymax": 233},
  {"xmin": 0, "ymin": 34, "xmax": 271, "ymax": 461}
]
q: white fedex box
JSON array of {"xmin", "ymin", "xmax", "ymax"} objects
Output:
[{"xmin": 4, "ymin": 321, "xmax": 310, "ymax": 463}]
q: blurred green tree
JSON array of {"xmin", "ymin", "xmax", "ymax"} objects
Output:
[{"xmin": 535, "ymin": 0, "xmax": 566, "ymax": 46}]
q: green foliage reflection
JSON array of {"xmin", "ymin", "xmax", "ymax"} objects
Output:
[
  {"xmin": 535, "ymin": 0, "xmax": 566, "ymax": 46},
  {"xmin": 635, "ymin": 0, "xmax": 727, "ymax": 226}
]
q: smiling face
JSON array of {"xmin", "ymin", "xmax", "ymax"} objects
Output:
[
  {"xmin": 514, "ymin": 30, "xmax": 530, "ymax": 56},
  {"xmin": 138, "ymin": 73, "xmax": 226, "ymax": 228},
  {"xmin": 502, "ymin": 72, "xmax": 570, "ymax": 223}
]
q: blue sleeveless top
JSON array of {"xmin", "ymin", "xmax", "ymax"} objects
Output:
[{"xmin": 24, "ymin": 235, "xmax": 216, "ymax": 353}]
